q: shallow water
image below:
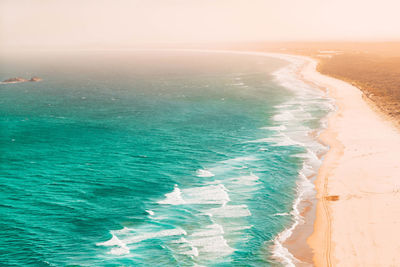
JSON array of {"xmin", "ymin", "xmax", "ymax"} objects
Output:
[{"xmin": 0, "ymin": 51, "xmax": 332, "ymax": 266}]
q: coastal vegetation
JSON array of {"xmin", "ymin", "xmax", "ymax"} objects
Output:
[{"xmin": 317, "ymin": 53, "xmax": 400, "ymax": 123}]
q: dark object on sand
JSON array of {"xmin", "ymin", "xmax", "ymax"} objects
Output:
[{"xmin": 325, "ymin": 195, "xmax": 340, "ymax": 201}]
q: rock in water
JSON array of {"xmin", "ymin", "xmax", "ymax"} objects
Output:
[
  {"xmin": 2, "ymin": 77, "xmax": 28, "ymax": 83},
  {"xmin": 29, "ymin": 76, "xmax": 42, "ymax": 82},
  {"xmin": 1, "ymin": 76, "xmax": 42, "ymax": 84}
]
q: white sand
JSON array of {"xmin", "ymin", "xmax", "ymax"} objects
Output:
[{"xmin": 301, "ymin": 58, "xmax": 400, "ymax": 266}]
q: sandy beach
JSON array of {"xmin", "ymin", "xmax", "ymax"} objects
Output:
[{"xmin": 300, "ymin": 57, "xmax": 400, "ymax": 266}]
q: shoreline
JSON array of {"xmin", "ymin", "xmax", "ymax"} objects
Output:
[
  {"xmin": 300, "ymin": 56, "xmax": 400, "ymax": 266},
  {"xmin": 271, "ymin": 54, "xmax": 333, "ymax": 267},
  {"xmin": 176, "ymin": 50, "xmax": 400, "ymax": 266},
  {"xmin": 169, "ymin": 50, "xmax": 331, "ymax": 266}
]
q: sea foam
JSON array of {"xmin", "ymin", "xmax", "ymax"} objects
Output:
[
  {"xmin": 158, "ymin": 184, "xmax": 230, "ymax": 205},
  {"xmin": 196, "ymin": 169, "xmax": 215, "ymax": 177},
  {"xmin": 266, "ymin": 53, "xmax": 332, "ymax": 266}
]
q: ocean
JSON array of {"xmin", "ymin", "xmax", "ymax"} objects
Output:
[{"xmin": 0, "ymin": 50, "xmax": 333, "ymax": 266}]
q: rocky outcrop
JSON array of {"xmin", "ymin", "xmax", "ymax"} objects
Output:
[
  {"xmin": 2, "ymin": 77, "xmax": 28, "ymax": 83},
  {"xmin": 29, "ymin": 76, "xmax": 42, "ymax": 82},
  {"xmin": 2, "ymin": 77, "xmax": 42, "ymax": 84}
]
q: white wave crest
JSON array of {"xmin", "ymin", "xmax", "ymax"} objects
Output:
[
  {"xmin": 157, "ymin": 185, "xmax": 185, "ymax": 205},
  {"xmin": 158, "ymin": 184, "xmax": 230, "ymax": 205},
  {"xmin": 196, "ymin": 169, "xmax": 215, "ymax": 177},
  {"xmin": 145, "ymin": 209, "xmax": 155, "ymax": 216}
]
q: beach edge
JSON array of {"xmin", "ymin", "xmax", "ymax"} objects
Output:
[
  {"xmin": 300, "ymin": 55, "xmax": 400, "ymax": 267},
  {"xmin": 299, "ymin": 57, "xmax": 338, "ymax": 267}
]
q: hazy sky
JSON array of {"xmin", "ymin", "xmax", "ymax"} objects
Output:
[{"xmin": 1, "ymin": 0, "xmax": 400, "ymax": 49}]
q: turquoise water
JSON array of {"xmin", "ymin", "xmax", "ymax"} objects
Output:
[{"xmin": 0, "ymin": 51, "xmax": 332, "ymax": 266}]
